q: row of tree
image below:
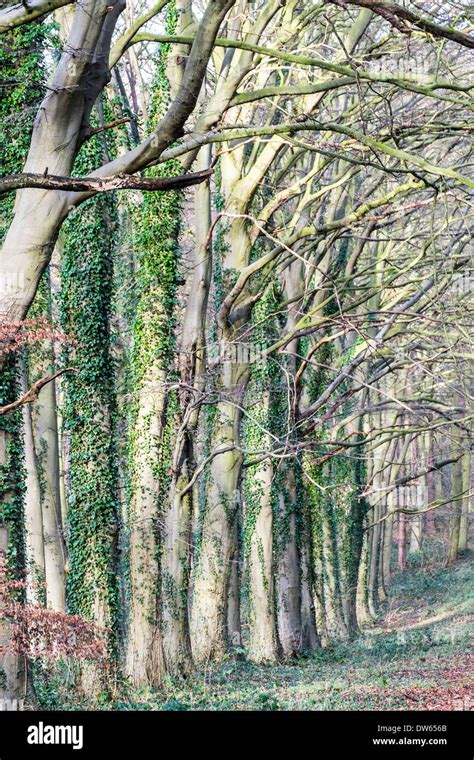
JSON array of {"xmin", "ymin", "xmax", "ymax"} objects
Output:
[{"xmin": 0, "ymin": 0, "xmax": 472, "ymax": 705}]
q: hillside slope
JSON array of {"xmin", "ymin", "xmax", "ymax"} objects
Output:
[{"xmin": 112, "ymin": 555, "xmax": 472, "ymax": 712}]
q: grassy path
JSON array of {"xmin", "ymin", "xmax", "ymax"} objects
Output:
[{"xmin": 117, "ymin": 556, "xmax": 472, "ymax": 711}]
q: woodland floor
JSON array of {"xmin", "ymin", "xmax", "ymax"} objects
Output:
[
  {"xmin": 113, "ymin": 549, "xmax": 473, "ymax": 712},
  {"xmin": 40, "ymin": 548, "xmax": 472, "ymax": 711}
]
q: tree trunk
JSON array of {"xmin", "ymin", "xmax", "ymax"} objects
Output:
[
  {"xmin": 21, "ymin": 369, "xmax": 46, "ymax": 606},
  {"xmin": 161, "ymin": 146, "xmax": 212, "ymax": 675},
  {"xmin": 27, "ymin": 274, "xmax": 66, "ymax": 611},
  {"xmin": 448, "ymin": 450, "xmax": 463, "ymax": 564},
  {"xmin": 126, "ymin": 365, "xmax": 167, "ymax": 684},
  {"xmin": 190, "ymin": 141, "xmax": 276, "ymax": 662},
  {"xmin": 227, "ymin": 518, "xmax": 242, "ymax": 650},
  {"xmin": 246, "ymin": 412, "xmax": 278, "ymax": 661},
  {"xmin": 33, "ymin": 375, "xmax": 66, "ymax": 611},
  {"xmin": 320, "ymin": 473, "xmax": 348, "ymax": 641},
  {"xmin": 382, "ymin": 489, "xmax": 395, "ymax": 590},
  {"xmin": 0, "ymin": 0, "xmax": 126, "ymax": 325},
  {"xmin": 424, "ymin": 431, "xmax": 437, "ymax": 535},
  {"xmin": 458, "ymin": 445, "xmax": 471, "ymax": 552},
  {"xmin": 356, "ymin": 516, "xmax": 374, "ymax": 627},
  {"xmin": 244, "ymin": 285, "xmax": 283, "ymax": 662},
  {"xmin": 398, "ymin": 509, "xmax": 407, "ymax": 572},
  {"xmin": 0, "ymin": 359, "xmax": 25, "ymax": 704},
  {"xmin": 408, "ymin": 436, "xmax": 422, "ymax": 555},
  {"xmin": 190, "ymin": 362, "xmax": 248, "ymax": 663},
  {"xmin": 275, "ymin": 468, "xmax": 304, "ymax": 655},
  {"xmin": 299, "ymin": 496, "xmax": 320, "ymax": 652}
]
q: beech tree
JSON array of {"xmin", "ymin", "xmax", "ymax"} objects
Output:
[{"xmin": 0, "ymin": 0, "xmax": 472, "ymax": 707}]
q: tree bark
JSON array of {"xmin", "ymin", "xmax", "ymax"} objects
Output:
[
  {"xmin": 246, "ymin": 397, "xmax": 278, "ymax": 663},
  {"xmin": 161, "ymin": 145, "xmax": 213, "ymax": 675},
  {"xmin": 190, "ymin": 364, "xmax": 248, "ymax": 663},
  {"xmin": 448, "ymin": 448, "xmax": 463, "ymax": 564},
  {"xmin": 0, "ymin": 0, "xmax": 127, "ymax": 326},
  {"xmin": 126, "ymin": 371, "xmax": 167, "ymax": 686}
]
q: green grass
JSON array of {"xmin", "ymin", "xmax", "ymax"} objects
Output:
[
  {"xmin": 111, "ymin": 554, "xmax": 472, "ymax": 712},
  {"xmin": 41, "ymin": 553, "xmax": 472, "ymax": 711}
]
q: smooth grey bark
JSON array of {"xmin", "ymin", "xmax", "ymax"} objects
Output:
[
  {"xmin": 21, "ymin": 363, "xmax": 46, "ymax": 606},
  {"xmin": 448, "ymin": 437, "xmax": 464, "ymax": 564},
  {"xmin": 299, "ymin": 481, "xmax": 320, "ymax": 651},
  {"xmin": 190, "ymin": 119, "xmax": 285, "ymax": 661},
  {"xmin": 0, "ymin": 0, "xmax": 75, "ymax": 33},
  {"xmin": 126, "ymin": 365, "xmax": 167, "ymax": 686},
  {"xmin": 246, "ymin": 393, "xmax": 278, "ymax": 663},
  {"xmin": 26, "ymin": 275, "xmax": 66, "ymax": 612},
  {"xmin": 0, "ymin": 0, "xmax": 236, "ymax": 328},
  {"xmin": 320, "ymin": 481, "xmax": 349, "ymax": 641},
  {"xmin": 277, "ymin": 259, "xmax": 319, "ymax": 655},
  {"xmin": 190, "ymin": 362, "xmax": 249, "ymax": 663},
  {"xmin": 367, "ymin": 413, "xmax": 396, "ymax": 616},
  {"xmin": 161, "ymin": 144, "xmax": 213, "ymax": 675},
  {"xmin": 0, "ymin": 0, "xmax": 127, "ymax": 326},
  {"xmin": 355, "ymin": 516, "xmax": 374, "ymax": 628},
  {"xmin": 0, "ymin": 524, "xmax": 25, "ymax": 705},
  {"xmin": 226, "ymin": 518, "xmax": 242, "ymax": 649},
  {"xmin": 459, "ymin": 444, "xmax": 471, "ymax": 552},
  {"xmin": 276, "ymin": 480, "xmax": 303, "ymax": 655},
  {"xmin": 34, "ymin": 372, "xmax": 66, "ymax": 612}
]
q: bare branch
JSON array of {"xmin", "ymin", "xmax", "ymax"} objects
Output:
[
  {"xmin": 0, "ymin": 368, "xmax": 77, "ymax": 416},
  {"xmin": 326, "ymin": 0, "xmax": 474, "ymax": 48},
  {"xmin": 0, "ymin": 168, "xmax": 213, "ymax": 195},
  {"xmin": 0, "ymin": 0, "xmax": 74, "ymax": 34}
]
